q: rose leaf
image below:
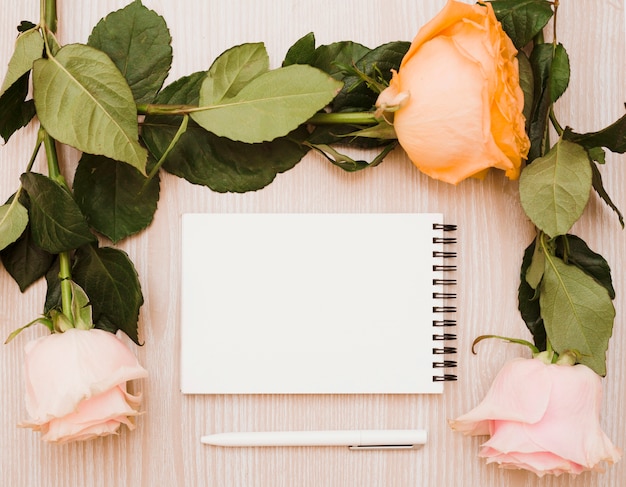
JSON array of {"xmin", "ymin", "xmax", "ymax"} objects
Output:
[
  {"xmin": 32, "ymin": 44, "xmax": 147, "ymax": 173},
  {"xmin": 142, "ymin": 72, "xmax": 310, "ymax": 192},
  {"xmin": 73, "ymin": 154, "xmax": 160, "ymax": 244},
  {"xmin": 489, "ymin": 0, "xmax": 554, "ymax": 49},
  {"xmin": 202, "ymin": 43, "xmax": 269, "ymax": 104},
  {"xmin": 518, "ymin": 239, "xmax": 547, "ymax": 351},
  {"xmin": 564, "ymin": 112, "xmax": 626, "ymax": 154},
  {"xmin": 517, "ymin": 51, "xmax": 534, "ymax": 131},
  {"xmin": 519, "ymin": 139, "xmax": 592, "ymax": 237},
  {"xmin": 308, "ymin": 41, "xmax": 370, "ymax": 79},
  {"xmin": 0, "ymin": 72, "xmax": 36, "ymax": 143},
  {"xmin": 540, "ymin": 254, "xmax": 615, "ymax": 376},
  {"xmin": 0, "ymin": 197, "xmax": 28, "ymax": 251},
  {"xmin": 0, "ymin": 28, "xmax": 43, "ymax": 96},
  {"xmin": 589, "ymin": 162, "xmax": 624, "ymax": 227},
  {"xmin": 550, "ymin": 43, "xmax": 570, "ymax": 103},
  {"xmin": 555, "ymin": 234, "xmax": 615, "ymax": 299},
  {"xmin": 20, "ymin": 173, "xmax": 96, "ymax": 254},
  {"xmin": 0, "ymin": 226, "xmax": 54, "ymax": 292},
  {"xmin": 191, "ymin": 64, "xmax": 343, "ymax": 143},
  {"xmin": 73, "ymin": 245, "xmax": 143, "ymax": 344},
  {"xmin": 283, "ymin": 32, "xmax": 316, "ymax": 67},
  {"xmin": 87, "ymin": 0, "xmax": 172, "ymax": 104}
]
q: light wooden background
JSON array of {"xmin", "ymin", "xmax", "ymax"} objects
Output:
[{"xmin": 1, "ymin": 0, "xmax": 624, "ymax": 485}]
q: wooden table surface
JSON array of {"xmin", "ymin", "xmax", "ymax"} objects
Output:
[{"xmin": 1, "ymin": 0, "xmax": 625, "ymax": 485}]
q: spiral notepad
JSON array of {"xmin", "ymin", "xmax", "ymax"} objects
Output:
[{"xmin": 180, "ymin": 213, "xmax": 457, "ymax": 394}]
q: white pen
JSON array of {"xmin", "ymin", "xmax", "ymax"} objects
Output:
[{"xmin": 200, "ymin": 429, "xmax": 427, "ymax": 450}]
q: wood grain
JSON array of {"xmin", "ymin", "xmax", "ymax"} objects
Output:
[{"xmin": 1, "ymin": 1, "xmax": 624, "ymax": 485}]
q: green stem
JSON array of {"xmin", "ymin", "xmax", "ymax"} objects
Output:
[
  {"xmin": 552, "ymin": 0, "xmax": 559, "ymax": 46},
  {"xmin": 471, "ymin": 334, "xmax": 540, "ymax": 355},
  {"xmin": 27, "ymin": 129, "xmax": 46, "ymax": 173},
  {"xmin": 137, "ymin": 103, "xmax": 381, "ymax": 128},
  {"xmin": 549, "ymin": 108, "xmax": 564, "ymax": 136},
  {"xmin": 42, "ymin": 131, "xmax": 73, "ymax": 325},
  {"xmin": 58, "ymin": 254, "xmax": 73, "ymax": 323},
  {"xmin": 42, "ymin": 0, "xmax": 57, "ymax": 34},
  {"xmin": 137, "ymin": 103, "xmax": 197, "ymax": 116},
  {"xmin": 307, "ymin": 112, "xmax": 379, "ymax": 126},
  {"xmin": 42, "ymin": 132, "xmax": 66, "ymax": 187}
]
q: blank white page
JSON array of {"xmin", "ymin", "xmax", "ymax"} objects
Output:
[{"xmin": 180, "ymin": 213, "xmax": 445, "ymax": 394}]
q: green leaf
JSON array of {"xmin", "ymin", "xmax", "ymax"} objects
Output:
[
  {"xmin": 488, "ymin": 0, "xmax": 554, "ymax": 49},
  {"xmin": 306, "ymin": 143, "xmax": 371, "ymax": 172},
  {"xmin": 550, "ymin": 43, "xmax": 570, "ymax": 102},
  {"xmin": 70, "ymin": 281, "xmax": 93, "ymax": 330},
  {"xmin": 527, "ymin": 43, "xmax": 553, "ymax": 162},
  {"xmin": 18, "ymin": 21, "xmax": 37, "ymax": 33},
  {"xmin": 202, "ymin": 43, "xmax": 269, "ymax": 104},
  {"xmin": 309, "ymin": 41, "xmax": 370, "ymax": 79},
  {"xmin": 73, "ymin": 245, "xmax": 143, "ymax": 344},
  {"xmin": 44, "ymin": 258, "xmax": 62, "ymax": 313},
  {"xmin": 306, "ymin": 141, "xmax": 397, "ymax": 172},
  {"xmin": 0, "ymin": 197, "xmax": 28, "ymax": 251},
  {"xmin": 587, "ymin": 146, "xmax": 606, "ymax": 164},
  {"xmin": 32, "ymin": 44, "xmax": 147, "ymax": 173},
  {"xmin": 191, "ymin": 64, "xmax": 342, "ymax": 143},
  {"xmin": 5, "ymin": 317, "xmax": 53, "ymax": 344},
  {"xmin": 563, "ymin": 112, "xmax": 626, "ymax": 154},
  {"xmin": 0, "ymin": 72, "xmax": 36, "ymax": 142},
  {"xmin": 144, "ymin": 120, "xmax": 309, "ymax": 193},
  {"xmin": 590, "ymin": 162, "xmax": 624, "ymax": 227},
  {"xmin": 73, "ymin": 154, "xmax": 160, "ymax": 243},
  {"xmin": 525, "ymin": 236, "xmax": 545, "ymax": 289},
  {"xmin": 517, "ymin": 51, "xmax": 534, "ymax": 131},
  {"xmin": 283, "ymin": 32, "xmax": 316, "ymax": 66},
  {"xmin": 20, "ymin": 172, "xmax": 96, "ymax": 253},
  {"xmin": 555, "ymin": 234, "xmax": 615, "ymax": 299},
  {"xmin": 352, "ymin": 42, "xmax": 409, "ymax": 84},
  {"xmin": 0, "ymin": 226, "xmax": 54, "ymax": 292},
  {"xmin": 0, "ymin": 28, "xmax": 43, "ymax": 95},
  {"xmin": 519, "ymin": 139, "xmax": 592, "ymax": 237},
  {"xmin": 332, "ymin": 41, "xmax": 410, "ymax": 113},
  {"xmin": 143, "ymin": 72, "xmax": 309, "ymax": 192},
  {"xmin": 343, "ymin": 121, "xmax": 397, "ymax": 140},
  {"xmin": 540, "ymin": 254, "xmax": 615, "ymax": 376},
  {"xmin": 87, "ymin": 0, "xmax": 172, "ymax": 104},
  {"xmin": 518, "ymin": 240, "xmax": 547, "ymax": 351},
  {"xmin": 0, "ymin": 189, "xmax": 55, "ymax": 291}
]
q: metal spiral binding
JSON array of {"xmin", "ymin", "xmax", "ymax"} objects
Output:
[
  {"xmin": 432, "ymin": 222, "xmax": 458, "ymax": 382},
  {"xmin": 433, "ymin": 223, "xmax": 457, "ymax": 231}
]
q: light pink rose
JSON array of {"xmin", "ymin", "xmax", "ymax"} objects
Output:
[
  {"xmin": 20, "ymin": 328, "xmax": 148, "ymax": 443},
  {"xmin": 449, "ymin": 358, "xmax": 621, "ymax": 476}
]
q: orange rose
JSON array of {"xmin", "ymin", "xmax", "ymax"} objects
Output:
[{"xmin": 376, "ymin": 0, "xmax": 530, "ymax": 184}]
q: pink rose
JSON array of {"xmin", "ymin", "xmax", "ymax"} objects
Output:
[
  {"xmin": 376, "ymin": 0, "xmax": 530, "ymax": 184},
  {"xmin": 20, "ymin": 328, "xmax": 148, "ymax": 443},
  {"xmin": 449, "ymin": 358, "xmax": 621, "ymax": 476}
]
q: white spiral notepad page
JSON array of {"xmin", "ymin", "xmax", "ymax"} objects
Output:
[{"xmin": 180, "ymin": 213, "xmax": 446, "ymax": 394}]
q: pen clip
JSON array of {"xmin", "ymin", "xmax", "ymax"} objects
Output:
[{"xmin": 349, "ymin": 444, "xmax": 419, "ymax": 451}]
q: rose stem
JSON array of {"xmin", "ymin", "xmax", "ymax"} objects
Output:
[{"xmin": 42, "ymin": 132, "xmax": 74, "ymax": 325}]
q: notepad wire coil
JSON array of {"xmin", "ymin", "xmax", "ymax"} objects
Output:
[{"xmin": 432, "ymin": 223, "xmax": 458, "ymax": 382}]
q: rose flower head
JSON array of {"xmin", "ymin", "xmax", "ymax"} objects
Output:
[
  {"xmin": 449, "ymin": 358, "xmax": 621, "ymax": 476},
  {"xmin": 20, "ymin": 328, "xmax": 148, "ymax": 443},
  {"xmin": 376, "ymin": 0, "xmax": 530, "ymax": 184}
]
